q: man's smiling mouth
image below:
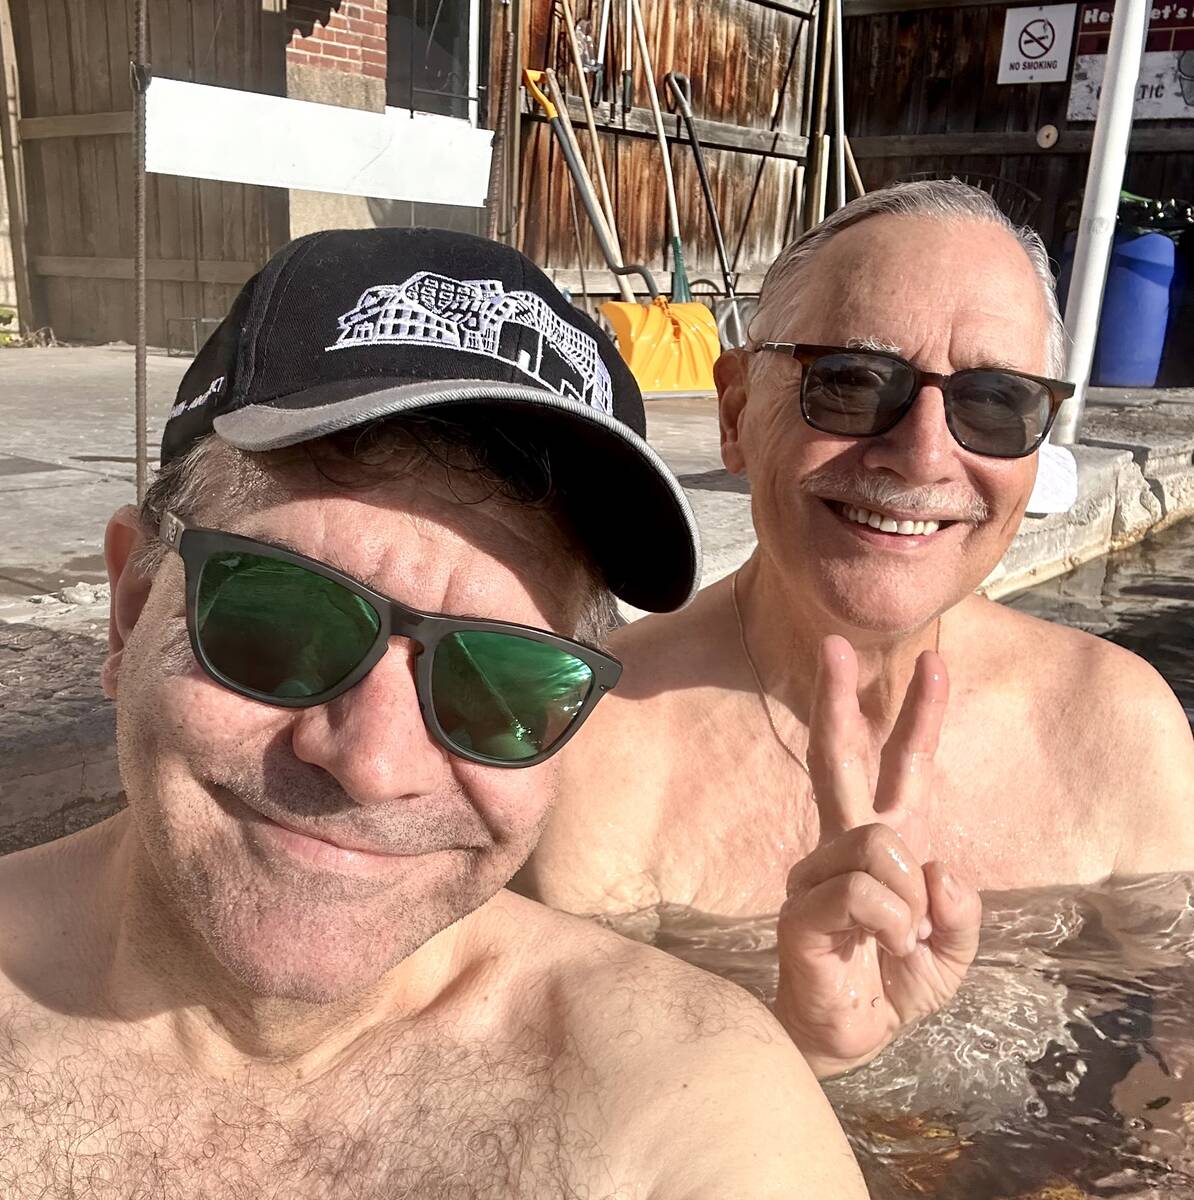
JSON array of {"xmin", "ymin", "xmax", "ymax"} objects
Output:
[
  {"xmin": 202, "ymin": 780, "xmax": 485, "ymax": 874},
  {"xmin": 839, "ymin": 504, "xmax": 942, "ymax": 537},
  {"xmin": 823, "ymin": 499, "xmax": 965, "ymax": 541}
]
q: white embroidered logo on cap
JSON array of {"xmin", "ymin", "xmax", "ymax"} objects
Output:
[
  {"xmin": 327, "ymin": 272, "xmax": 614, "ymax": 415},
  {"xmin": 168, "ymin": 374, "xmax": 225, "ymax": 420}
]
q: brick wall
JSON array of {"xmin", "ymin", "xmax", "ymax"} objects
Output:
[{"xmin": 286, "ymin": 1, "xmax": 388, "ymax": 81}]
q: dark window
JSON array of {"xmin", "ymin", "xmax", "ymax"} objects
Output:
[{"xmin": 387, "ymin": 0, "xmax": 480, "ymax": 122}]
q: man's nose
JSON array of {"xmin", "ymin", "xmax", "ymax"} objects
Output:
[
  {"xmin": 290, "ymin": 640, "xmax": 448, "ymax": 804},
  {"xmin": 858, "ymin": 385, "xmax": 957, "ymax": 485}
]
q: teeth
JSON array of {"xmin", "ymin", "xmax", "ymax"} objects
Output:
[{"xmin": 840, "ymin": 504, "xmax": 941, "ymax": 537}]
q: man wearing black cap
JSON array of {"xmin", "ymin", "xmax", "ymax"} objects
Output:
[{"xmin": 0, "ymin": 230, "xmax": 865, "ymax": 1197}]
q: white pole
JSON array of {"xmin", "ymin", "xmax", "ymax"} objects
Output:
[
  {"xmin": 831, "ymin": 0, "xmax": 847, "ymax": 211},
  {"xmin": 1053, "ymin": 0, "xmax": 1149, "ymax": 445}
]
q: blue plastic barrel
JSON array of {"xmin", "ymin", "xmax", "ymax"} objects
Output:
[
  {"xmin": 1055, "ymin": 229, "xmax": 1176, "ymax": 387},
  {"xmin": 1092, "ymin": 231, "xmax": 1175, "ymax": 387}
]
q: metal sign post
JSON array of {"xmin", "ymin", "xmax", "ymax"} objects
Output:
[{"xmin": 1054, "ymin": 0, "xmax": 1148, "ymax": 444}]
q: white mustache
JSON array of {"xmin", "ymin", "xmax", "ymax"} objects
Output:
[{"xmin": 800, "ymin": 466, "xmax": 991, "ymax": 524}]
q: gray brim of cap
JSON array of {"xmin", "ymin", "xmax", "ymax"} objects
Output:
[
  {"xmin": 1025, "ymin": 439, "xmax": 1078, "ymax": 516},
  {"xmin": 212, "ymin": 379, "xmax": 703, "ymax": 613}
]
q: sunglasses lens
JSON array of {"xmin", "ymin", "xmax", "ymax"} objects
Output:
[
  {"xmin": 431, "ymin": 631, "xmax": 595, "ymax": 763},
  {"xmin": 948, "ymin": 372, "xmax": 1053, "ymax": 456},
  {"xmin": 803, "ymin": 352, "xmax": 915, "ymax": 436},
  {"xmin": 197, "ymin": 552, "xmax": 381, "ymax": 700}
]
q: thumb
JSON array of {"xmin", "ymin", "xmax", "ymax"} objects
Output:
[{"xmin": 923, "ymin": 861, "xmax": 981, "ymax": 969}]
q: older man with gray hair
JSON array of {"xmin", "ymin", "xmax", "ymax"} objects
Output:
[{"xmin": 520, "ymin": 180, "xmax": 1194, "ymax": 1078}]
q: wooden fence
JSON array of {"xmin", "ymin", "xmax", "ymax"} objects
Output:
[
  {"xmin": 515, "ymin": 0, "xmax": 816, "ymax": 300},
  {"xmin": 843, "ymin": 0, "xmax": 1194, "ymax": 255},
  {"xmin": 2, "ymin": 0, "xmax": 289, "ymax": 345}
]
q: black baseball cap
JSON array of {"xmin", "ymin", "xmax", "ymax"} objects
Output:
[{"xmin": 162, "ymin": 227, "xmax": 701, "ymax": 613}]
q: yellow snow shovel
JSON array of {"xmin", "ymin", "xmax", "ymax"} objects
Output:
[{"xmin": 524, "ymin": 69, "xmax": 719, "ymax": 395}]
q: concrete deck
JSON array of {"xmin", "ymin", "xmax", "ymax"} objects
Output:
[{"xmin": 2, "ymin": 344, "xmax": 1193, "ymax": 852}]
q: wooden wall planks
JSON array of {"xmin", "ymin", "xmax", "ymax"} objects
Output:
[
  {"xmin": 10, "ymin": 0, "xmax": 287, "ymax": 345},
  {"xmin": 843, "ymin": 2, "xmax": 1194, "ymax": 255},
  {"xmin": 517, "ymin": 0, "xmax": 813, "ymax": 306}
]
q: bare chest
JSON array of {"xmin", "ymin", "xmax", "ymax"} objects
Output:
[
  {"xmin": 0, "ymin": 1018, "xmax": 611, "ymax": 1200},
  {"xmin": 649, "ymin": 709, "xmax": 1117, "ymax": 914}
]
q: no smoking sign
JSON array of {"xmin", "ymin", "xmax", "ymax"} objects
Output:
[
  {"xmin": 999, "ymin": 4, "xmax": 1076, "ymax": 84},
  {"xmin": 1020, "ymin": 18, "xmax": 1055, "ymax": 58}
]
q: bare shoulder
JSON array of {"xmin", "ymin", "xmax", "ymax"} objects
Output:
[
  {"xmin": 963, "ymin": 596, "xmax": 1194, "ymax": 870},
  {"xmin": 967, "ymin": 595, "xmax": 1188, "ymax": 742},
  {"xmin": 0, "ymin": 821, "xmax": 118, "ymax": 1006},
  {"xmin": 494, "ymin": 893, "xmax": 866, "ymax": 1198}
]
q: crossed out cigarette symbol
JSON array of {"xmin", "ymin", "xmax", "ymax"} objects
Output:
[{"xmin": 1019, "ymin": 18, "xmax": 1056, "ymax": 59}]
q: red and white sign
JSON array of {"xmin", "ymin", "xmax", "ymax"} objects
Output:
[{"xmin": 1067, "ymin": 3, "xmax": 1194, "ymax": 119}]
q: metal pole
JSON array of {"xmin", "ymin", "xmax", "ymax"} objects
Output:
[
  {"xmin": 831, "ymin": 0, "xmax": 846, "ymax": 211},
  {"xmin": 1053, "ymin": 0, "xmax": 1149, "ymax": 445},
  {"xmin": 132, "ymin": 0, "xmax": 149, "ymax": 504},
  {"xmin": 485, "ymin": 28, "xmax": 514, "ymax": 240}
]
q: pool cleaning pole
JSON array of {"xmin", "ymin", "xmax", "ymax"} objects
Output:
[{"xmin": 1053, "ymin": 0, "xmax": 1149, "ymax": 445}]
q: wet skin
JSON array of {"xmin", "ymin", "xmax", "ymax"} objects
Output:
[
  {"xmin": 521, "ymin": 215, "xmax": 1194, "ymax": 1077},
  {"xmin": 0, "ymin": 459, "xmax": 866, "ymax": 1198}
]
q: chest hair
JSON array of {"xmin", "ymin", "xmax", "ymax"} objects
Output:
[{"xmin": 0, "ymin": 1008, "xmax": 617, "ymax": 1200}]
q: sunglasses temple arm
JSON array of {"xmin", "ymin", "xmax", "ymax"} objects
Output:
[{"xmin": 159, "ymin": 511, "xmax": 187, "ymax": 552}]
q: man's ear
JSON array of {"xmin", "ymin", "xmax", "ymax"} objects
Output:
[
  {"xmin": 101, "ymin": 506, "xmax": 156, "ymax": 700},
  {"xmin": 715, "ymin": 348, "xmax": 751, "ymax": 476}
]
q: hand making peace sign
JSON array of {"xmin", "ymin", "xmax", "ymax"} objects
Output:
[{"xmin": 774, "ymin": 636, "xmax": 983, "ymax": 1080}]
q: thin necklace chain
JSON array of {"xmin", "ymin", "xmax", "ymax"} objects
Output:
[{"xmin": 729, "ymin": 569, "xmax": 941, "ymax": 783}]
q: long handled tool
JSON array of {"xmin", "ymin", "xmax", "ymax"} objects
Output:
[
  {"xmin": 525, "ymin": 69, "xmax": 719, "ymax": 394},
  {"xmin": 593, "ymin": 0, "xmax": 613, "ymax": 104},
  {"xmin": 665, "ymin": 71, "xmax": 744, "ymax": 346},
  {"xmin": 558, "ymin": 0, "xmax": 631, "ymax": 300},
  {"xmin": 540, "ymin": 69, "xmax": 638, "ymax": 300},
  {"xmin": 621, "ymin": 0, "xmax": 634, "ymax": 115},
  {"xmin": 526, "ymin": 70, "xmax": 655, "ymax": 299},
  {"xmin": 629, "ymin": 0, "xmax": 693, "ymax": 303}
]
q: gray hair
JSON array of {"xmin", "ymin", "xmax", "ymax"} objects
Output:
[
  {"xmin": 751, "ymin": 179, "xmax": 1068, "ymax": 376},
  {"xmin": 138, "ymin": 421, "xmax": 620, "ymax": 645}
]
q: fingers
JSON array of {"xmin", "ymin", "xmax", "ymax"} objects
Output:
[
  {"xmin": 922, "ymin": 860, "xmax": 982, "ymax": 969},
  {"xmin": 808, "ymin": 636, "xmax": 873, "ymax": 839},
  {"xmin": 874, "ymin": 650, "xmax": 949, "ymax": 819},
  {"xmin": 780, "ymin": 871, "xmax": 918, "ymax": 959},
  {"xmin": 786, "ymin": 823, "xmax": 930, "ymax": 943}
]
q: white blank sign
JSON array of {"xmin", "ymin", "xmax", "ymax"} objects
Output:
[{"xmin": 146, "ymin": 77, "xmax": 493, "ymax": 207}]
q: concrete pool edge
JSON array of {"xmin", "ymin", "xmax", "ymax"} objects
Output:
[{"xmin": 983, "ymin": 408, "xmax": 1194, "ymax": 601}]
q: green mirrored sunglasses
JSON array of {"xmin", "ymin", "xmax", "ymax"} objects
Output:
[{"xmin": 158, "ymin": 512, "xmax": 622, "ymax": 768}]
